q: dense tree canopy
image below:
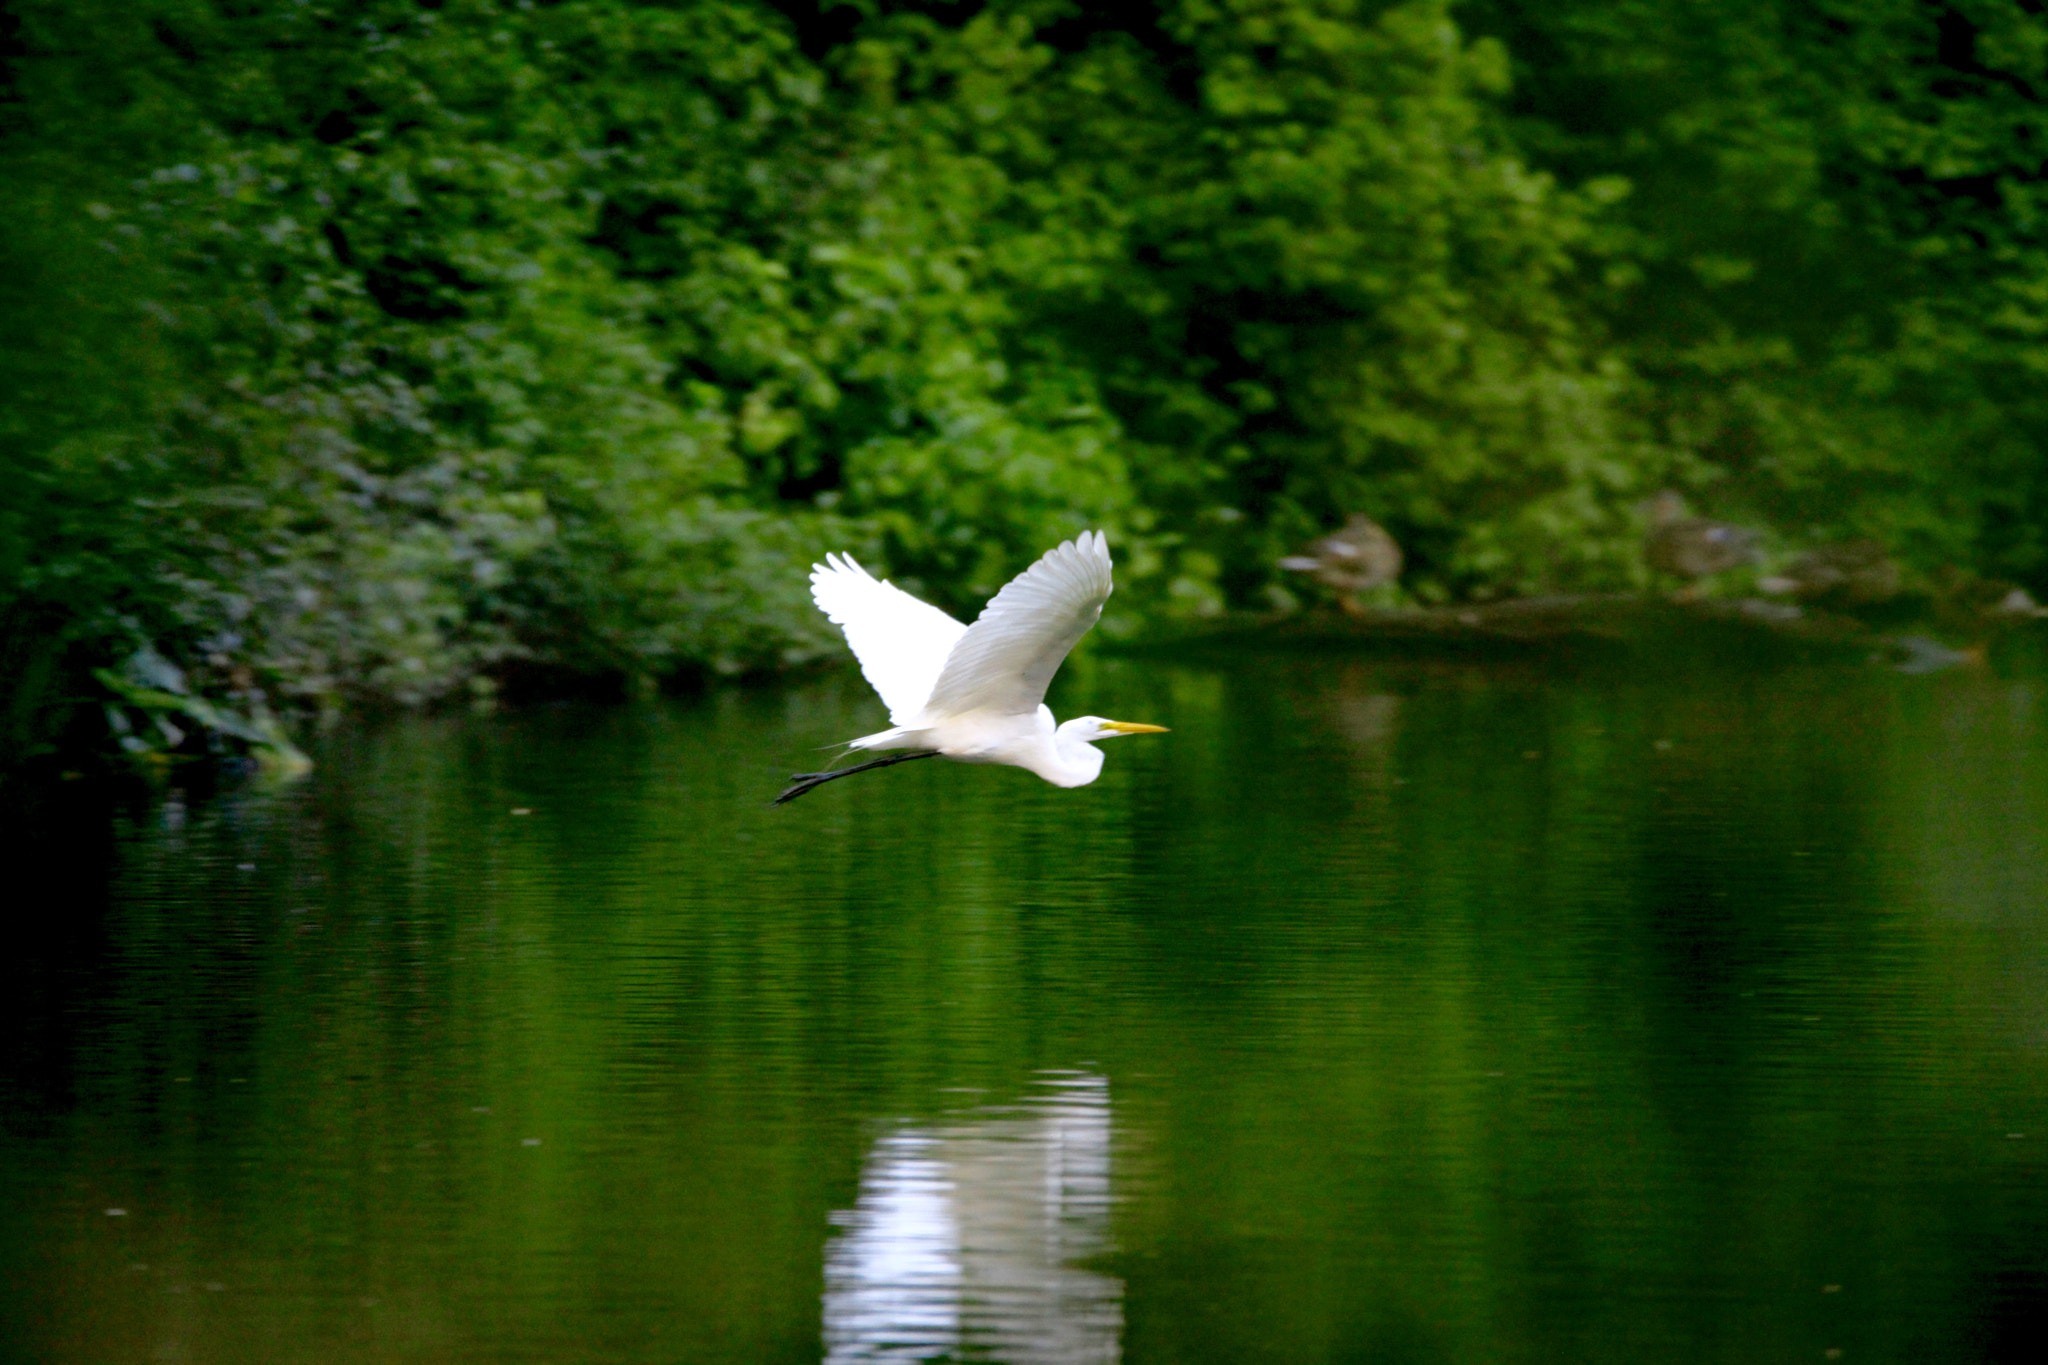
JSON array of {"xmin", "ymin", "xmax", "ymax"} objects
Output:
[
  {"xmin": 3, "ymin": 0, "xmax": 2045, "ymax": 771},
  {"xmin": 1465, "ymin": 0, "xmax": 2048, "ymax": 579}
]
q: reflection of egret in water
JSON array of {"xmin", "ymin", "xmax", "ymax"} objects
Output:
[{"xmin": 823, "ymin": 1072, "xmax": 1121, "ymax": 1365}]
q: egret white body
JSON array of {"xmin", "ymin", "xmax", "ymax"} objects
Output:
[{"xmin": 776, "ymin": 531, "xmax": 1165, "ymax": 803}]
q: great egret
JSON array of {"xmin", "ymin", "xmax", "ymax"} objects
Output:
[{"xmin": 775, "ymin": 531, "xmax": 1166, "ymax": 805}]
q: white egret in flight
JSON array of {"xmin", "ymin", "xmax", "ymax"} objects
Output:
[{"xmin": 775, "ymin": 531, "xmax": 1166, "ymax": 804}]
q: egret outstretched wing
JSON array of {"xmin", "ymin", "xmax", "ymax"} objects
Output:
[
  {"xmin": 810, "ymin": 553, "xmax": 968, "ymax": 723},
  {"xmin": 921, "ymin": 531, "xmax": 1114, "ymax": 720}
]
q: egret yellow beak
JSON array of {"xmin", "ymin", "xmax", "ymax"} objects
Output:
[{"xmin": 1101, "ymin": 721, "xmax": 1169, "ymax": 734}]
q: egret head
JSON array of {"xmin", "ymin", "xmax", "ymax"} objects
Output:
[{"xmin": 1061, "ymin": 717, "xmax": 1170, "ymax": 744}]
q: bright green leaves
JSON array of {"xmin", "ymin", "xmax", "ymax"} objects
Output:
[
  {"xmin": 9, "ymin": 0, "xmax": 2046, "ymax": 771},
  {"xmin": 1000, "ymin": 0, "xmax": 1639, "ymax": 600}
]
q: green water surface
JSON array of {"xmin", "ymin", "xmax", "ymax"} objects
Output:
[{"xmin": 4, "ymin": 655, "xmax": 2045, "ymax": 1363}]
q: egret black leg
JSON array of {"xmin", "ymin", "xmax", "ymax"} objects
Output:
[{"xmin": 772, "ymin": 750, "xmax": 941, "ymax": 805}]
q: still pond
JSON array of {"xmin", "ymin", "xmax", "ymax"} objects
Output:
[{"xmin": 4, "ymin": 651, "xmax": 2045, "ymax": 1363}]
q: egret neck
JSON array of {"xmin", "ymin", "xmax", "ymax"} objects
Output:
[{"xmin": 1031, "ymin": 713, "xmax": 1169, "ymax": 787}]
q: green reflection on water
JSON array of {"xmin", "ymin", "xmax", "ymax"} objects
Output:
[{"xmin": 4, "ymin": 657, "xmax": 2046, "ymax": 1364}]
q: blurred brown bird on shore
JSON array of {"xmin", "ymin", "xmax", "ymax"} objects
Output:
[
  {"xmin": 1280, "ymin": 514, "xmax": 1403, "ymax": 612},
  {"xmin": 1759, "ymin": 539, "xmax": 1901, "ymax": 606},
  {"xmin": 1643, "ymin": 491, "xmax": 1757, "ymax": 589}
]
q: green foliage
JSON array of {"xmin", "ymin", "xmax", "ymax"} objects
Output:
[
  {"xmin": 1005, "ymin": 0, "xmax": 1657, "ymax": 603},
  {"xmin": 0, "ymin": 0, "xmax": 1140, "ymax": 759},
  {"xmin": 1462, "ymin": 0, "xmax": 2048, "ymax": 580},
  {"xmin": 4, "ymin": 0, "xmax": 2047, "ymax": 772},
  {"xmin": 95, "ymin": 647, "xmax": 309, "ymax": 777}
]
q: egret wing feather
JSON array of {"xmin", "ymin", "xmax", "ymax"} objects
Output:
[
  {"xmin": 810, "ymin": 553, "xmax": 968, "ymax": 723},
  {"xmin": 922, "ymin": 531, "xmax": 1114, "ymax": 720}
]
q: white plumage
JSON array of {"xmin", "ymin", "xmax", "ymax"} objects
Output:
[
  {"xmin": 808, "ymin": 552, "xmax": 969, "ymax": 725},
  {"xmin": 778, "ymin": 532, "xmax": 1166, "ymax": 803}
]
